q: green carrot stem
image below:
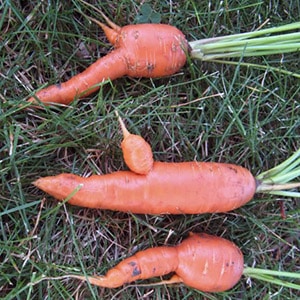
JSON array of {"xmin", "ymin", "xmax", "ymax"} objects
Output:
[
  {"xmin": 190, "ymin": 22, "xmax": 300, "ymax": 44},
  {"xmin": 257, "ymin": 182, "xmax": 300, "ymax": 192},
  {"xmin": 255, "ymin": 149, "xmax": 300, "ymax": 196},
  {"xmin": 264, "ymin": 190, "xmax": 300, "ymax": 198},
  {"xmin": 244, "ymin": 267, "xmax": 300, "ymax": 279},
  {"xmin": 209, "ymin": 59, "xmax": 300, "ymax": 78},
  {"xmin": 189, "ymin": 22, "xmax": 300, "ymax": 61},
  {"xmin": 260, "ymin": 168, "xmax": 300, "ymax": 185},
  {"xmin": 257, "ymin": 149, "xmax": 300, "ymax": 180},
  {"xmin": 194, "ymin": 33, "xmax": 300, "ymax": 52},
  {"xmin": 243, "ymin": 267, "xmax": 300, "ymax": 290}
]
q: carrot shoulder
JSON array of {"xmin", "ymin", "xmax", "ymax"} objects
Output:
[
  {"xmin": 70, "ymin": 233, "xmax": 244, "ymax": 292},
  {"xmin": 33, "ymin": 161, "xmax": 256, "ymax": 214},
  {"xmin": 27, "ymin": 15, "xmax": 188, "ymax": 105}
]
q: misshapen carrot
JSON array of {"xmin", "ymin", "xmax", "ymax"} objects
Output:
[
  {"xmin": 27, "ymin": 14, "xmax": 188, "ymax": 105},
  {"xmin": 33, "ymin": 112, "xmax": 256, "ymax": 213},
  {"xmin": 116, "ymin": 111, "xmax": 153, "ymax": 175},
  {"xmin": 70, "ymin": 233, "xmax": 244, "ymax": 292},
  {"xmin": 33, "ymin": 161, "xmax": 256, "ymax": 214},
  {"xmin": 33, "ymin": 112, "xmax": 300, "ymax": 214}
]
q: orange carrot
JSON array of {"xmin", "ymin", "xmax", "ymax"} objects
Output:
[
  {"xmin": 70, "ymin": 233, "xmax": 244, "ymax": 292},
  {"xmin": 33, "ymin": 161, "xmax": 256, "ymax": 214},
  {"xmin": 33, "ymin": 115, "xmax": 300, "ymax": 214},
  {"xmin": 116, "ymin": 111, "xmax": 153, "ymax": 175},
  {"xmin": 33, "ymin": 113, "xmax": 256, "ymax": 213},
  {"xmin": 27, "ymin": 14, "xmax": 188, "ymax": 106}
]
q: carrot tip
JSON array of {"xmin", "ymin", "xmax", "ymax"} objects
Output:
[
  {"xmin": 115, "ymin": 111, "xmax": 130, "ymax": 139},
  {"xmin": 87, "ymin": 16, "xmax": 120, "ymax": 45}
]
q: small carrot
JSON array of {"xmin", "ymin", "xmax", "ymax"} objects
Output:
[
  {"xmin": 116, "ymin": 111, "xmax": 153, "ymax": 175},
  {"xmin": 27, "ymin": 13, "xmax": 188, "ymax": 106},
  {"xmin": 69, "ymin": 233, "xmax": 244, "ymax": 292}
]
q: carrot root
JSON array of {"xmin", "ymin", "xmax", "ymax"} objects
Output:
[
  {"xmin": 33, "ymin": 161, "xmax": 256, "ymax": 214},
  {"xmin": 67, "ymin": 233, "xmax": 244, "ymax": 292},
  {"xmin": 27, "ymin": 49, "xmax": 127, "ymax": 105},
  {"xmin": 27, "ymin": 11, "xmax": 188, "ymax": 106},
  {"xmin": 88, "ymin": 16, "xmax": 120, "ymax": 45}
]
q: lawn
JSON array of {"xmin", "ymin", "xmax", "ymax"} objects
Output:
[{"xmin": 1, "ymin": 0, "xmax": 299, "ymax": 299}]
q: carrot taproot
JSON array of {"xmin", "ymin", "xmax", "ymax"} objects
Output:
[
  {"xmin": 33, "ymin": 111, "xmax": 300, "ymax": 214},
  {"xmin": 69, "ymin": 233, "xmax": 244, "ymax": 292},
  {"xmin": 27, "ymin": 14, "xmax": 188, "ymax": 106},
  {"xmin": 33, "ymin": 161, "xmax": 257, "ymax": 214},
  {"xmin": 116, "ymin": 111, "xmax": 153, "ymax": 175},
  {"xmin": 33, "ymin": 144, "xmax": 300, "ymax": 214}
]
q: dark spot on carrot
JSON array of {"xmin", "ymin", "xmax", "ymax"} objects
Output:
[
  {"xmin": 133, "ymin": 31, "xmax": 139, "ymax": 39},
  {"xmin": 226, "ymin": 262, "xmax": 229, "ymax": 267},
  {"xmin": 128, "ymin": 261, "xmax": 141, "ymax": 277},
  {"xmin": 56, "ymin": 83, "xmax": 62, "ymax": 89},
  {"xmin": 228, "ymin": 166, "xmax": 238, "ymax": 174},
  {"xmin": 152, "ymin": 267, "xmax": 156, "ymax": 274},
  {"xmin": 133, "ymin": 267, "xmax": 141, "ymax": 276},
  {"xmin": 147, "ymin": 63, "xmax": 155, "ymax": 72}
]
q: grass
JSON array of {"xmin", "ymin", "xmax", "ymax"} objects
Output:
[{"xmin": 1, "ymin": 0, "xmax": 299, "ymax": 299}]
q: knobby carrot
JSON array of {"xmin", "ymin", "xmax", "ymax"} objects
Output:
[
  {"xmin": 116, "ymin": 111, "xmax": 153, "ymax": 175},
  {"xmin": 33, "ymin": 114, "xmax": 300, "ymax": 214},
  {"xmin": 25, "ymin": 6, "xmax": 300, "ymax": 107},
  {"xmin": 27, "ymin": 13, "xmax": 188, "ymax": 106},
  {"xmin": 69, "ymin": 233, "xmax": 244, "ymax": 292},
  {"xmin": 32, "ymin": 151, "xmax": 300, "ymax": 214}
]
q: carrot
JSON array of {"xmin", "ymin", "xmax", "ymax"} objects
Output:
[
  {"xmin": 33, "ymin": 117, "xmax": 300, "ymax": 214},
  {"xmin": 33, "ymin": 139, "xmax": 300, "ymax": 214},
  {"xmin": 69, "ymin": 233, "xmax": 244, "ymax": 292},
  {"xmin": 116, "ymin": 111, "xmax": 153, "ymax": 175},
  {"xmin": 33, "ymin": 161, "xmax": 257, "ymax": 214},
  {"xmin": 27, "ymin": 12, "xmax": 188, "ymax": 106}
]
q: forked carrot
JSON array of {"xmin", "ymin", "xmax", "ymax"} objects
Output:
[
  {"xmin": 28, "ymin": 233, "xmax": 300, "ymax": 292},
  {"xmin": 25, "ymin": 5, "xmax": 300, "ymax": 106},
  {"xmin": 69, "ymin": 233, "xmax": 244, "ymax": 292},
  {"xmin": 27, "ymin": 12, "xmax": 188, "ymax": 105}
]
